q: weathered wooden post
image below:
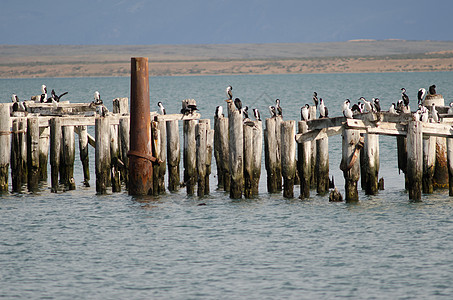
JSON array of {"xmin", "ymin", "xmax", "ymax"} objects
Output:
[
  {"xmin": 151, "ymin": 121, "xmax": 160, "ymax": 195},
  {"xmin": 425, "ymin": 94, "xmax": 448, "ymax": 189},
  {"xmin": 251, "ymin": 120, "xmax": 262, "ymax": 195},
  {"xmin": 11, "ymin": 118, "xmax": 26, "ymax": 192},
  {"xmin": 0, "ymin": 104, "xmax": 10, "ymax": 191},
  {"xmin": 264, "ymin": 117, "xmax": 279, "ymax": 193},
  {"xmin": 396, "ymin": 135, "xmax": 408, "ymax": 189},
  {"xmin": 113, "ymin": 97, "xmax": 129, "ymax": 115},
  {"xmin": 20, "ymin": 118, "xmax": 27, "ymax": 183},
  {"xmin": 27, "ymin": 116, "xmax": 40, "ymax": 191},
  {"xmin": 446, "ymin": 136, "xmax": 453, "ymax": 196},
  {"xmin": 341, "ymin": 129, "xmax": 362, "ymax": 202},
  {"xmin": 61, "ymin": 125, "xmax": 76, "ymax": 190},
  {"xmin": 183, "ymin": 119, "xmax": 197, "ymax": 195},
  {"xmin": 166, "ymin": 119, "xmax": 180, "ymax": 192},
  {"xmin": 204, "ymin": 120, "xmax": 214, "ymax": 194},
  {"xmin": 281, "ymin": 120, "xmax": 296, "ymax": 198},
  {"xmin": 119, "ymin": 117, "xmax": 129, "ymax": 187},
  {"xmin": 38, "ymin": 126, "xmax": 50, "ymax": 181},
  {"xmin": 110, "ymin": 119, "xmax": 121, "ymax": 192},
  {"xmin": 77, "ymin": 126, "xmax": 90, "ymax": 187},
  {"xmin": 215, "ymin": 116, "xmax": 230, "ymax": 191},
  {"xmin": 157, "ymin": 118, "xmax": 167, "ymax": 194},
  {"xmin": 275, "ymin": 116, "xmax": 283, "ymax": 191},
  {"xmin": 406, "ymin": 120, "xmax": 423, "ymax": 201},
  {"xmin": 95, "ymin": 116, "xmax": 111, "ymax": 194},
  {"xmin": 128, "ymin": 57, "xmax": 153, "ymax": 195},
  {"xmin": 422, "ymin": 136, "xmax": 436, "ymax": 194},
  {"xmin": 298, "ymin": 121, "xmax": 311, "ymax": 199},
  {"xmin": 316, "ymin": 132, "xmax": 329, "ymax": 194},
  {"xmin": 309, "ymin": 106, "xmax": 317, "ymax": 188},
  {"xmin": 361, "ymin": 134, "xmax": 380, "ymax": 195},
  {"xmin": 228, "ymin": 102, "xmax": 243, "ymax": 199},
  {"xmin": 50, "ymin": 117, "xmax": 61, "ymax": 192},
  {"xmin": 243, "ymin": 121, "xmax": 254, "ymax": 198},
  {"xmin": 196, "ymin": 120, "xmax": 207, "ymax": 197}
]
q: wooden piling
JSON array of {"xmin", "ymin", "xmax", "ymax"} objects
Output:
[
  {"xmin": 50, "ymin": 118, "xmax": 61, "ymax": 192},
  {"xmin": 61, "ymin": 125, "xmax": 76, "ymax": 190},
  {"xmin": 129, "ymin": 57, "xmax": 153, "ymax": 196},
  {"xmin": 110, "ymin": 122, "xmax": 121, "ymax": 192},
  {"xmin": 95, "ymin": 116, "xmax": 111, "ymax": 194},
  {"xmin": 113, "ymin": 97, "xmax": 129, "ymax": 115},
  {"xmin": 157, "ymin": 119, "xmax": 167, "ymax": 194},
  {"xmin": 205, "ymin": 121, "xmax": 214, "ymax": 195},
  {"xmin": 446, "ymin": 137, "xmax": 453, "ymax": 196},
  {"xmin": 243, "ymin": 121, "xmax": 254, "ymax": 198},
  {"xmin": 119, "ymin": 117, "xmax": 130, "ymax": 188},
  {"xmin": 406, "ymin": 120, "xmax": 423, "ymax": 201},
  {"xmin": 251, "ymin": 120, "xmax": 262, "ymax": 196},
  {"xmin": 362, "ymin": 134, "xmax": 380, "ymax": 195},
  {"xmin": 214, "ymin": 116, "xmax": 230, "ymax": 191},
  {"xmin": 166, "ymin": 119, "xmax": 180, "ymax": 192},
  {"xmin": 341, "ymin": 129, "xmax": 362, "ymax": 202},
  {"xmin": 275, "ymin": 116, "xmax": 283, "ymax": 191},
  {"xmin": 309, "ymin": 106, "xmax": 317, "ymax": 188},
  {"xmin": 19, "ymin": 118, "xmax": 27, "ymax": 184},
  {"xmin": 27, "ymin": 117, "xmax": 40, "ymax": 191},
  {"xmin": 77, "ymin": 126, "xmax": 90, "ymax": 187},
  {"xmin": 264, "ymin": 118, "xmax": 279, "ymax": 193},
  {"xmin": 316, "ymin": 133, "xmax": 329, "ymax": 195},
  {"xmin": 422, "ymin": 136, "xmax": 436, "ymax": 194},
  {"xmin": 196, "ymin": 121, "xmax": 207, "ymax": 197},
  {"xmin": 396, "ymin": 135, "xmax": 408, "ymax": 189},
  {"xmin": 183, "ymin": 119, "xmax": 197, "ymax": 195},
  {"xmin": 228, "ymin": 103, "xmax": 243, "ymax": 199},
  {"xmin": 298, "ymin": 121, "xmax": 311, "ymax": 199},
  {"xmin": 38, "ymin": 126, "xmax": 50, "ymax": 181},
  {"xmin": 11, "ymin": 119, "xmax": 22, "ymax": 192},
  {"xmin": 281, "ymin": 120, "xmax": 296, "ymax": 198},
  {"xmin": 0, "ymin": 104, "xmax": 10, "ymax": 191}
]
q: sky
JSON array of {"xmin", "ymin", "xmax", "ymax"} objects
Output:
[{"xmin": 1, "ymin": 0, "xmax": 453, "ymax": 45}]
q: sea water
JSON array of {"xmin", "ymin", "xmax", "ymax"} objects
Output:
[{"xmin": 1, "ymin": 72, "xmax": 453, "ymax": 299}]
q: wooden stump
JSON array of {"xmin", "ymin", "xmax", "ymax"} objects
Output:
[
  {"xmin": 251, "ymin": 120, "xmax": 263, "ymax": 196},
  {"xmin": 422, "ymin": 136, "xmax": 436, "ymax": 194},
  {"xmin": 264, "ymin": 118, "xmax": 279, "ymax": 193},
  {"xmin": 446, "ymin": 137, "xmax": 453, "ymax": 196},
  {"xmin": 110, "ymin": 122, "xmax": 121, "ymax": 192},
  {"xmin": 119, "ymin": 117, "xmax": 129, "ymax": 188},
  {"xmin": 95, "ymin": 117, "xmax": 111, "ymax": 194},
  {"xmin": 0, "ymin": 104, "xmax": 10, "ymax": 191},
  {"xmin": 183, "ymin": 119, "xmax": 197, "ymax": 195},
  {"xmin": 341, "ymin": 129, "xmax": 362, "ymax": 202},
  {"xmin": 309, "ymin": 106, "xmax": 317, "ymax": 188},
  {"xmin": 316, "ymin": 133, "xmax": 329, "ymax": 195},
  {"xmin": 406, "ymin": 120, "xmax": 423, "ymax": 201},
  {"xmin": 228, "ymin": 102, "xmax": 243, "ymax": 199},
  {"xmin": 298, "ymin": 121, "xmax": 311, "ymax": 199},
  {"xmin": 166, "ymin": 119, "xmax": 180, "ymax": 192},
  {"xmin": 27, "ymin": 117, "xmax": 40, "ymax": 191},
  {"xmin": 61, "ymin": 125, "xmax": 76, "ymax": 190},
  {"xmin": 77, "ymin": 126, "xmax": 90, "ymax": 187},
  {"xmin": 158, "ymin": 119, "xmax": 167, "ymax": 194},
  {"xmin": 281, "ymin": 120, "xmax": 296, "ymax": 198},
  {"xmin": 196, "ymin": 121, "xmax": 207, "ymax": 197},
  {"xmin": 50, "ymin": 118, "xmax": 61, "ymax": 192},
  {"xmin": 38, "ymin": 126, "xmax": 50, "ymax": 181},
  {"xmin": 362, "ymin": 134, "xmax": 380, "ymax": 195}
]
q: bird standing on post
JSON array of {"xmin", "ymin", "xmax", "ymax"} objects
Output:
[
  {"xmin": 373, "ymin": 98, "xmax": 381, "ymax": 112},
  {"xmin": 234, "ymin": 98, "xmax": 242, "ymax": 112},
  {"xmin": 40, "ymin": 85, "xmax": 47, "ymax": 103},
  {"xmin": 359, "ymin": 97, "xmax": 373, "ymax": 113},
  {"xmin": 157, "ymin": 101, "xmax": 166, "ymax": 115},
  {"xmin": 215, "ymin": 106, "xmax": 224, "ymax": 118},
  {"xmin": 389, "ymin": 103, "xmax": 397, "ymax": 114},
  {"xmin": 275, "ymin": 99, "xmax": 282, "ymax": 117},
  {"xmin": 312, "ymin": 92, "xmax": 318, "ymax": 108},
  {"xmin": 226, "ymin": 85, "xmax": 233, "ymax": 101},
  {"xmin": 429, "ymin": 84, "xmax": 437, "ymax": 95},
  {"xmin": 94, "ymin": 91, "xmax": 103, "ymax": 105},
  {"xmin": 269, "ymin": 106, "xmax": 277, "ymax": 118},
  {"xmin": 301, "ymin": 104, "xmax": 309, "ymax": 121},
  {"xmin": 401, "ymin": 88, "xmax": 410, "ymax": 107},
  {"xmin": 319, "ymin": 98, "xmax": 328, "ymax": 118},
  {"xmin": 418, "ymin": 88, "xmax": 426, "ymax": 105},
  {"xmin": 343, "ymin": 101, "xmax": 353, "ymax": 119},
  {"xmin": 432, "ymin": 103, "xmax": 440, "ymax": 123},
  {"xmin": 253, "ymin": 108, "xmax": 261, "ymax": 121}
]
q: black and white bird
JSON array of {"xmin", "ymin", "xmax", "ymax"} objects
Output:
[
  {"xmin": 389, "ymin": 103, "xmax": 397, "ymax": 114},
  {"xmin": 319, "ymin": 98, "xmax": 328, "ymax": 118},
  {"xmin": 181, "ymin": 103, "xmax": 198, "ymax": 115},
  {"xmin": 420, "ymin": 106, "xmax": 429, "ymax": 123},
  {"xmin": 226, "ymin": 85, "xmax": 233, "ymax": 100},
  {"xmin": 429, "ymin": 84, "xmax": 437, "ymax": 95},
  {"xmin": 359, "ymin": 97, "xmax": 374, "ymax": 113},
  {"xmin": 432, "ymin": 103, "xmax": 440, "ymax": 123},
  {"xmin": 301, "ymin": 104, "xmax": 310, "ymax": 121},
  {"xmin": 342, "ymin": 99, "xmax": 351, "ymax": 112},
  {"xmin": 418, "ymin": 88, "xmax": 426, "ymax": 105},
  {"xmin": 269, "ymin": 106, "xmax": 277, "ymax": 118},
  {"xmin": 94, "ymin": 91, "xmax": 103, "ymax": 105},
  {"xmin": 396, "ymin": 99, "xmax": 405, "ymax": 113},
  {"xmin": 40, "ymin": 84, "xmax": 47, "ymax": 103},
  {"xmin": 343, "ymin": 101, "xmax": 353, "ymax": 119},
  {"xmin": 312, "ymin": 92, "xmax": 319, "ymax": 108},
  {"xmin": 242, "ymin": 106, "xmax": 249, "ymax": 119},
  {"xmin": 448, "ymin": 103, "xmax": 453, "ymax": 115},
  {"xmin": 401, "ymin": 88, "xmax": 410, "ymax": 107},
  {"xmin": 351, "ymin": 102, "xmax": 364, "ymax": 114},
  {"xmin": 275, "ymin": 99, "xmax": 282, "ymax": 117},
  {"xmin": 234, "ymin": 98, "xmax": 242, "ymax": 111},
  {"xmin": 373, "ymin": 98, "xmax": 381, "ymax": 112},
  {"xmin": 253, "ymin": 108, "xmax": 261, "ymax": 121},
  {"xmin": 50, "ymin": 89, "xmax": 68, "ymax": 102},
  {"xmin": 11, "ymin": 94, "xmax": 26, "ymax": 112},
  {"xmin": 215, "ymin": 106, "xmax": 224, "ymax": 118},
  {"xmin": 157, "ymin": 101, "xmax": 166, "ymax": 115}
]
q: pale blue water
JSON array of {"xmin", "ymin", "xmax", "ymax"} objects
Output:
[{"xmin": 1, "ymin": 72, "xmax": 453, "ymax": 299}]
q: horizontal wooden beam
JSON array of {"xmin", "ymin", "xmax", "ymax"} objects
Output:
[
  {"xmin": 295, "ymin": 126, "xmax": 343, "ymax": 143},
  {"xmin": 154, "ymin": 113, "xmax": 201, "ymax": 122}
]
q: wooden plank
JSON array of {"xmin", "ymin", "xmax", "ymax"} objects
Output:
[
  {"xmin": 295, "ymin": 126, "xmax": 343, "ymax": 143},
  {"xmin": 154, "ymin": 113, "xmax": 201, "ymax": 121}
]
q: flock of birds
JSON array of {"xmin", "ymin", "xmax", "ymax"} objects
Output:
[{"xmin": 10, "ymin": 85, "xmax": 105, "ymax": 115}]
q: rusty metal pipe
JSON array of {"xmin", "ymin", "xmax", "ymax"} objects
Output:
[{"xmin": 128, "ymin": 57, "xmax": 153, "ymax": 195}]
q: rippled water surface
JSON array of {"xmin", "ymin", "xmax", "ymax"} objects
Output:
[{"xmin": 1, "ymin": 72, "xmax": 453, "ymax": 299}]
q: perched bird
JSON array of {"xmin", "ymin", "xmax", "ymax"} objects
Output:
[
  {"xmin": 343, "ymin": 103, "xmax": 353, "ymax": 119},
  {"xmin": 40, "ymin": 84, "xmax": 47, "ymax": 103},
  {"xmin": 226, "ymin": 85, "xmax": 233, "ymax": 100},
  {"xmin": 269, "ymin": 106, "xmax": 277, "ymax": 118},
  {"xmin": 418, "ymin": 88, "xmax": 426, "ymax": 105},
  {"xmin": 351, "ymin": 103, "xmax": 364, "ymax": 114},
  {"xmin": 181, "ymin": 103, "xmax": 198, "ymax": 115},
  {"xmin": 50, "ymin": 89, "xmax": 68, "ymax": 102},
  {"xmin": 11, "ymin": 94, "xmax": 19, "ymax": 103},
  {"xmin": 342, "ymin": 99, "xmax": 351, "ymax": 112},
  {"xmin": 312, "ymin": 92, "xmax": 319, "ymax": 107},
  {"xmin": 234, "ymin": 98, "xmax": 242, "ymax": 111},
  {"xmin": 215, "ymin": 106, "xmax": 224, "ymax": 118},
  {"xmin": 359, "ymin": 97, "xmax": 373, "ymax": 113},
  {"xmin": 432, "ymin": 103, "xmax": 440, "ymax": 123},
  {"xmin": 448, "ymin": 103, "xmax": 453, "ymax": 115},
  {"xmin": 96, "ymin": 105, "xmax": 109, "ymax": 117},
  {"xmin": 94, "ymin": 91, "xmax": 103, "ymax": 105},
  {"xmin": 301, "ymin": 104, "xmax": 310, "ymax": 121},
  {"xmin": 157, "ymin": 101, "xmax": 166, "ymax": 115},
  {"xmin": 396, "ymin": 99, "xmax": 405, "ymax": 113},
  {"xmin": 429, "ymin": 84, "xmax": 437, "ymax": 95},
  {"xmin": 373, "ymin": 98, "xmax": 381, "ymax": 112},
  {"xmin": 275, "ymin": 99, "xmax": 282, "ymax": 117},
  {"xmin": 253, "ymin": 108, "xmax": 261, "ymax": 121},
  {"xmin": 11, "ymin": 94, "xmax": 26, "ymax": 112},
  {"xmin": 420, "ymin": 106, "xmax": 429, "ymax": 123},
  {"xmin": 401, "ymin": 88, "xmax": 409, "ymax": 107},
  {"xmin": 389, "ymin": 103, "xmax": 397, "ymax": 114},
  {"xmin": 242, "ymin": 106, "xmax": 249, "ymax": 119},
  {"xmin": 319, "ymin": 98, "xmax": 328, "ymax": 118}
]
